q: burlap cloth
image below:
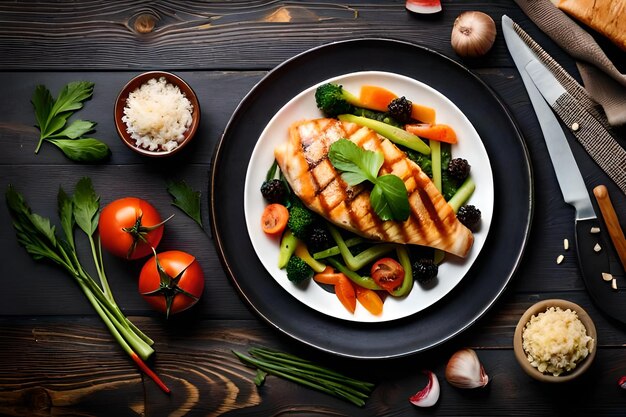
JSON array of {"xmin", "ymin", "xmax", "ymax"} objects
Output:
[{"xmin": 514, "ymin": 0, "xmax": 626, "ymax": 127}]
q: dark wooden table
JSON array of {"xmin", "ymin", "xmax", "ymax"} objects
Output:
[{"xmin": 1, "ymin": 1, "xmax": 626, "ymax": 416}]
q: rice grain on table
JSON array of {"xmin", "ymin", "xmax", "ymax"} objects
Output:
[{"xmin": 122, "ymin": 77, "xmax": 193, "ymax": 152}]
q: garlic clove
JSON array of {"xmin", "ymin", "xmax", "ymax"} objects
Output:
[
  {"xmin": 445, "ymin": 348, "xmax": 489, "ymax": 389},
  {"xmin": 409, "ymin": 370, "xmax": 440, "ymax": 407},
  {"xmin": 451, "ymin": 11, "xmax": 497, "ymax": 58}
]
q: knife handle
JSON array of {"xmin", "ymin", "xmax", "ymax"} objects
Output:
[{"xmin": 593, "ymin": 185, "xmax": 626, "ymax": 271}]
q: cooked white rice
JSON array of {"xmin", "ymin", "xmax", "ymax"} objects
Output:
[
  {"xmin": 522, "ymin": 306, "xmax": 594, "ymax": 376},
  {"xmin": 122, "ymin": 77, "xmax": 193, "ymax": 152}
]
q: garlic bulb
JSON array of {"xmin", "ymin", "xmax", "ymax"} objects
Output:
[
  {"xmin": 451, "ymin": 11, "xmax": 497, "ymax": 58},
  {"xmin": 619, "ymin": 376, "xmax": 626, "ymax": 389},
  {"xmin": 409, "ymin": 370, "xmax": 440, "ymax": 407},
  {"xmin": 445, "ymin": 348, "xmax": 489, "ymax": 388}
]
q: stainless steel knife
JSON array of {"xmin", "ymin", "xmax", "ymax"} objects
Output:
[
  {"xmin": 502, "ymin": 16, "xmax": 626, "ymax": 195},
  {"xmin": 502, "ymin": 15, "xmax": 626, "ymax": 323}
]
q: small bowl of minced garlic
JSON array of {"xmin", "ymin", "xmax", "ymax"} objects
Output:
[{"xmin": 513, "ymin": 299, "xmax": 597, "ymax": 382}]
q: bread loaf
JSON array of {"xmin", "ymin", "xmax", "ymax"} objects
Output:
[{"xmin": 557, "ymin": 0, "xmax": 626, "ymax": 50}]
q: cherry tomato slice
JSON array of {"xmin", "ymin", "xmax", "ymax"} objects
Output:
[
  {"xmin": 371, "ymin": 258, "xmax": 405, "ymax": 293},
  {"xmin": 261, "ymin": 203, "xmax": 289, "ymax": 236}
]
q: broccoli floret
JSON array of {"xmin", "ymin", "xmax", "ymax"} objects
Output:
[
  {"xmin": 287, "ymin": 205, "xmax": 315, "ymax": 239},
  {"xmin": 286, "ymin": 256, "xmax": 313, "ymax": 283},
  {"xmin": 315, "ymin": 83, "xmax": 360, "ymax": 117}
]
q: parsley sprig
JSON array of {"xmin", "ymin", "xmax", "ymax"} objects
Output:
[
  {"xmin": 328, "ymin": 138, "xmax": 410, "ymax": 221},
  {"xmin": 31, "ymin": 81, "xmax": 110, "ymax": 162}
]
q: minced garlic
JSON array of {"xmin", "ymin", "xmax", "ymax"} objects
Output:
[{"xmin": 522, "ymin": 306, "xmax": 594, "ymax": 376}]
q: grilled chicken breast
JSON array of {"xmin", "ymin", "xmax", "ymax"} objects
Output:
[{"xmin": 274, "ymin": 118, "xmax": 474, "ymax": 258}]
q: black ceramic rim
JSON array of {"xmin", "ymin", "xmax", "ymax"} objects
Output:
[{"xmin": 209, "ymin": 38, "xmax": 534, "ymax": 359}]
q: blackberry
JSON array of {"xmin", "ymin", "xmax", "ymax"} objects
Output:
[
  {"xmin": 306, "ymin": 226, "xmax": 333, "ymax": 254},
  {"xmin": 261, "ymin": 179, "xmax": 287, "ymax": 204},
  {"xmin": 387, "ymin": 96, "xmax": 413, "ymax": 124},
  {"xmin": 412, "ymin": 258, "xmax": 438, "ymax": 284},
  {"xmin": 448, "ymin": 158, "xmax": 471, "ymax": 181},
  {"xmin": 457, "ymin": 204, "xmax": 481, "ymax": 230}
]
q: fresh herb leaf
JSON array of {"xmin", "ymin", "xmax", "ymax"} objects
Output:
[
  {"xmin": 50, "ymin": 81, "xmax": 94, "ymax": 118},
  {"xmin": 31, "ymin": 85, "xmax": 54, "ymax": 133},
  {"xmin": 328, "ymin": 139, "xmax": 381, "ymax": 185},
  {"xmin": 58, "ymin": 188, "xmax": 75, "ymax": 251},
  {"xmin": 167, "ymin": 180, "xmax": 202, "ymax": 227},
  {"xmin": 72, "ymin": 177, "xmax": 100, "ymax": 236},
  {"xmin": 47, "ymin": 138, "xmax": 110, "ymax": 162},
  {"xmin": 30, "ymin": 81, "xmax": 109, "ymax": 162},
  {"xmin": 51, "ymin": 119, "xmax": 96, "ymax": 139},
  {"xmin": 328, "ymin": 139, "xmax": 409, "ymax": 221},
  {"xmin": 370, "ymin": 174, "xmax": 410, "ymax": 221}
]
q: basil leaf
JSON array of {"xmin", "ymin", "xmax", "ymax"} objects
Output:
[
  {"xmin": 167, "ymin": 180, "xmax": 202, "ymax": 227},
  {"xmin": 328, "ymin": 138, "xmax": 410, "ymax": 221},
  {"xmin": 369, "ymin": 175, "xmax": 410, "ymax": 222},
  {"xmin": 51, "ymin": 119, "xmax": 96, "ymax": 139},
  {"xmin": 328, "ymin": 139, "xmax": 382, "ymax": 185},
  {"xmin": 47, "ymin": 138, "xmax": 110, "ymax": 162}
]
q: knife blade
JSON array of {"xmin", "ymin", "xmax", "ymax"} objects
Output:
[
  {"xmin": 502, "ymin": 15, "xmax": 595, "ymax": 221},
  {"xmin": 502, "ymin": 15, "xmax": 626, "ymax": 324}
]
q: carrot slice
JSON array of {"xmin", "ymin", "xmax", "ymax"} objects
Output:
[
  {"xmin": 261, "ymin": 204, "xmax": 289, "ymax": 236},
  {"xmin": 410, "ymin": 104, "xmax": 436, "ymax": 124},
  {"xmin": 405, "ymin": 123, "xmax": 457, "ymax": 144},
  {"xmin": 355, "ymin": 286, "xmax": 383, "ymax": 316},
  {"xmin": 359, "ymin": 85, "xmax": 398, "ymax": 112},
  {"xmin": 335, "ymin": 275, "xmax": 357, "ymax": 314},
  {"xmin": 360, "ymin": 85, "xmax": 437, "ymax": 124},
  {"xmin": 313, "ymin": 266, "xmax": 343, "ymax": 285}
]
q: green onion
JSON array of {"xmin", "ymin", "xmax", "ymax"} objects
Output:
[
  {"xmin": 5, "ymin": 179, "xmax": 169, "ymax": 394},
  {"xmin": 233, "ymin": 347, "xmax": 374, "ymax": 407}
]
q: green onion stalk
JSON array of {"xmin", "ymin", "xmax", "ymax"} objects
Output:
[
  {"xmin": 234, "ymin": 347, "xmax": 374, "ymax": 407},
  {"xmin": 5, "ymin": 179, "xmax": 170, "ymax": 394}
]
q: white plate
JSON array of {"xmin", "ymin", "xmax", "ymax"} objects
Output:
[{"xmin": 243, "ymin": 71, "xmax": 494, "ymax": 322}]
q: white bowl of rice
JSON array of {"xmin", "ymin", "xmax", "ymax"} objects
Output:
[
  {"xmin": 115, "ymin": 71, "xmax": 200, "ymax": 157},
  {"xmin": 513, "ymin": 299, "xmax": 597, "ymax": 382}
]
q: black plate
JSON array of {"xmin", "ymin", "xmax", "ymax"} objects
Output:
[{"xmin": 210, "ymin": 39, "xmax": 533, "ymax": 359}]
